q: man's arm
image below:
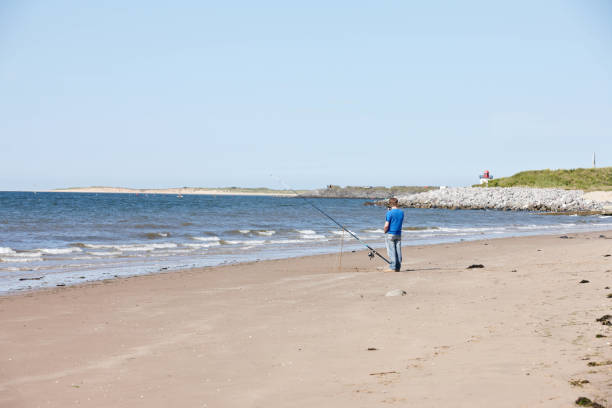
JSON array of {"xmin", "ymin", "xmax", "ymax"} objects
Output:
[{"xmin": 383, "ymin": 221, "xmax": 389, "ymax": 234}]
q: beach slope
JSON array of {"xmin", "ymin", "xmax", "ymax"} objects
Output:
[{"xmin": 1, "ymin": 232, "xmax": 610, "ymax": 407}]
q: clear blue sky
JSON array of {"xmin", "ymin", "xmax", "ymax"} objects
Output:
[{"xmin": 1, "ymin": 1, "xmax": 611, "ymax": 190}]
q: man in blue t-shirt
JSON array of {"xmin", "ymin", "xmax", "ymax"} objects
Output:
[{"xmin": 384, "ymin": 197, "xmax": 404, "ymax": 271}]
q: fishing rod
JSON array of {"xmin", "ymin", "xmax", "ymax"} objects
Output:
[{"xmin": 278, "ymin": 182, "xmax": 390, "ymax": 264}]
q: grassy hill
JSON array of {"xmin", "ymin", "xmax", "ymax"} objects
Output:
[{"xmin": 479, "ymin": 167, "xmax": 612, "ymax": 191}]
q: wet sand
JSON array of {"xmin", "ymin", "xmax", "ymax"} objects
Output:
[{"xmin": 1, "ymin": 231, "xmax": 611, "ymax": 407}]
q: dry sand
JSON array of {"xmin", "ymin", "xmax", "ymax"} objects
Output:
[{"xmin": 1, "ymin": 232, "xmax": 611, "ymax": 407}]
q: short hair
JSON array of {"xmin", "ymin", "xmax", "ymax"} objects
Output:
[{"xmin": 388, "ymin": 197, "xmax": 399, "ymax": 206}]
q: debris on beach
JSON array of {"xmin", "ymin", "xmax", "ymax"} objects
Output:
[
  {"xmin": 604, "ymin": 254, "xmax": 611, "ymax": 257},
  {"xmin": 385, "ymin": 289, "xmax": 407, "ymax": 297},
  {"xmin": 367, "ymin": 347, "xmax": 378, "ymax": 351},
  {"xmin": 595, "ymin": 314, "xmax": 611, "ymax": 326},
  {"xmin": 575, "ymin": 396, "xmax": 605, "ymax": 407},
  {"xmin": 369, "ymin": 371, "xmax": 398, "ymax": 376},
  {"xmin": 559, "ymin": 235, "xmax": 573, "ymax": 239},
  {"xmin": 467, "ymin": 264, "xmax": 484, "ymax": 269},
  {"xmin": 587, "ymin": 360, "xmax": 612, "ymax": 366},
  {"xmin": 569, "ymin": 379, "xmax": 590, "ymax": 387},
  {"xmin": 579, "ymin": 280, "xmax": 590, "ymax": 284},
  {"xmin": 56, "ymin": 283, "xmax": 65, "ymax": 287},
  {"xmin": 18, "ymin": 277, "xmax": 43, "ymax": 281}
]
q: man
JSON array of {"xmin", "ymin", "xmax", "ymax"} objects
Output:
[{"xmin": 384, "ymin": 197, "xmax": 404, "ymax": 272}]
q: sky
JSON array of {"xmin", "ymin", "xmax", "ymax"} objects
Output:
[{"xmin": 1, "ymin": 1, "xmax": 611, "ymax": 190}]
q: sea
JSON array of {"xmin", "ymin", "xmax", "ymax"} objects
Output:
[{"xmin": 1, "ymin": 191, "xmax": 611, "ymax": 295}]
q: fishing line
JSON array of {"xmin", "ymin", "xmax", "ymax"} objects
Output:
[
  {"xmin": 272, "ymin": 177, "xmax": 390, "ymax": 264},
  {"xmin": 338, "ymin": 226, "xmax": 344, "ymax": 272}
]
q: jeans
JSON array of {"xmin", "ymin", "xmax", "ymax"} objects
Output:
[{"xmin": 385, "ymin": 234, "xmax": 402, "ymax": 271}]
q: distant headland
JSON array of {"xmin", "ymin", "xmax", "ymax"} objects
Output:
[{"xmin": 52, "ymin": 185, "xmax": 436, "ymax": 199}]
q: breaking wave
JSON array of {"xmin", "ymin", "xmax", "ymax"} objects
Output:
[{"xmin": 192, "ymin": 236, "xmax": 221, "ymax": 242}]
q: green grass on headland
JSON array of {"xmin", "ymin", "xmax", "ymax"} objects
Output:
[{"xmin": 477, "ymin": 167, "xmax": 612, "ymax": 191}]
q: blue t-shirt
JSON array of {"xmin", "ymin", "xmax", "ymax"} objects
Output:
[{"xmin": 386, "ymin": 208, "xmax": 404, "ymax": 235}]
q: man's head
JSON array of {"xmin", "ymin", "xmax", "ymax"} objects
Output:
[{"xmin": 388, "ymin": 197, "xmax": 399, "ymax": 208}]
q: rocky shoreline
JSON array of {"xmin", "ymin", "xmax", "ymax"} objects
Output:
[{"xmin": 378, "ymin": 187, "xmax": 612, "ymax": 214}]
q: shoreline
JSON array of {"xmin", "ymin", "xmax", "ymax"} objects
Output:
[
  {"xmin": 1, "ymin": 231, "xmax": 611, "ymax": 406},
  {"xmin": 6, "ymin": 221, "xmax": 612, "ymax": 297},
  {"xmin": 48, "ymin": 187, "xmax": 299, "ymax": 197}
]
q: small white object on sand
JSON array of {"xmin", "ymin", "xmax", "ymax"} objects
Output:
[{"xmin": 385, "ymin": 289, "xmax": 407, "ymax": 297}]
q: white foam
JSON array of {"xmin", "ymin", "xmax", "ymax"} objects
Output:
[
  {"xmin": 192, "ymin": 236, "xmax": 221, "ymax": 242},
  {"xmin": 39, "ymin": 247, "xmax": 83, "ymax": 255},
  {"xmin": 301, "ymin": 234, "xmax": 326, "ymax": 239},
  {"xmin": 297, "ymin": 229, "xmax": 316, "ymax": 235},
  {"xmin": 183, "ymin": 242, "xmax": 221, "ymax": 248},
  {"xmin": 150, "ymin": 243, "xmax": 178, "ymax": 249},
  {"xmin": 269, "ymin": 239, "xmax": 305, "ymax": 244},
  {"xmin": 116, "ymin": 245, "xmax": 151, "ymax": 252},
  {"xmin": 1, "ymin": 257, "xmax": 42, "ymax": 263},
  {"xmin": 364, "ymin": 229, "xmax": 384, "ymax": 233},
  {"xmin": 255, "ymin": 230, "xmax": 276, "ymax": 236},
  {"xmin": 225, "ymin": 240, "xmax": 265, "ymax": 245},
  {"xmin": 0, "ymin": 247, "xmax": 15, "ymax": 255},
  {"xmin": 3, "ymin": 252, "xmax": 43, "ymax": 258},
  {"xmin": 330, "ymin": 230, "xmax": 354, "ymax": 237},
  {"xmin": 116, "ymin": 243, "xmax": 178, "ymax": 252},
  {"xmin": 166, "ymin": 249, "xmax": 193, "ymax": 254},
  {"xmin": 88, "ymin": 251, "xmax": 122, "ymax": 256},
  {"xmin": 84, "ymin": 243, "xmax": 113, "ymax": 249},
  {"xmin": 239, "ymin": 230, "xmax": 251, "ymax": 234}
]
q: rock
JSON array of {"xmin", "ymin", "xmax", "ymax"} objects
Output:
[
  {"xmin": 385, "ymin": 289, "xmax": 407, "ymax": 297},
  {"xmin": 377, "ymin": 187, "xmax": 606, "ymax": 213}
]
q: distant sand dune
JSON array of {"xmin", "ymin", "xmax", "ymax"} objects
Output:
[{"xmin": 52, "ymin": 187, "xmax": 298, "ymax": 196}]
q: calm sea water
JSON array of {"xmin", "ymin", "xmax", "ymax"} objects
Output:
[{"xmin": 1, "ymin": 191, "xmax": 611, "ymax": 294}]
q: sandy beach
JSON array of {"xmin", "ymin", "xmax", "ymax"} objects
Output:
[
  {"xmin": 1, "ymin": 232, "xmax": 611, "ymax": 407},
  {"xmin": 50, "ymin": 187, "xmax": 299, "ymax": 197}
]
